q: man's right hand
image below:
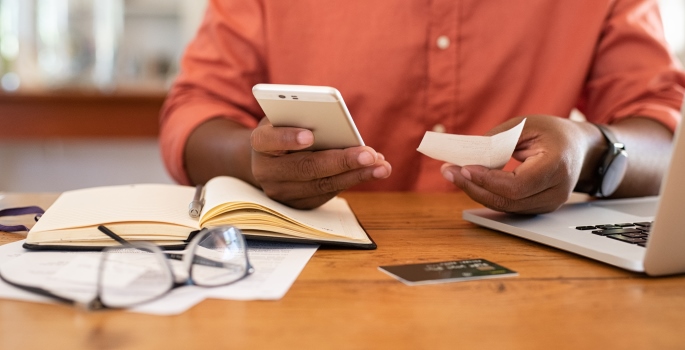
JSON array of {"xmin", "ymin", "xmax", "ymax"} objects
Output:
[{"xmin": 250, "ymin": 118, "xmax": 392, "ymax": 209}]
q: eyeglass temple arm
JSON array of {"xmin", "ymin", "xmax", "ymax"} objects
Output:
[
  {"xmin": 98, "ymin": 225, "xmax": 247, "ymax": 270},
  {"xmin": 97, "ymin": 225, "xmax": 134, "ymax": 247},
  {"xmin": 1, "ymin": 263, "xmax": 111, "ymax": 310},
  {"xmin": 164, "ymin": 252, "xmax": 232, "ymax": 268},
  {"xmin": 98, "ymin": 225, "xmax": 214, "ymax": 264}
]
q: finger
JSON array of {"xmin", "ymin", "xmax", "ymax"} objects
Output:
[
  {"xmin": 465, "ymin": 151, "xmax": 562, "ymax": 199},
  {"xmin": 442, "ymin": 164, "xmax": 565, "ymax": 213},
  {"xmin": 262, "ymin": 162, "xmax": 392, "ymax": 202},
  {"xmin": 254, "ymin": 146, "xmax": 388, "ymax": 182},
  {"xmin": 251, "ymin": 124, "xmax": 314, "ymax": 153}
]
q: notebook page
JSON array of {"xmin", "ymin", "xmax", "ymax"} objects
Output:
[
  {"xmin": 30, "ymin": 184, "xmax": 199, "ymax": 233},
  {"xmin": 202, "ymin": 177, "xmax": 368, "ymax": 240}
]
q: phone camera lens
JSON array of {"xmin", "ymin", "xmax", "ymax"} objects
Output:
[{"xmin": 278, "ymin": 95, "xmax": 286, "ymax": 99}]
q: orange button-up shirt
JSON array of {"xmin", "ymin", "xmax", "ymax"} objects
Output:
[{"xmin": 160, "ymin": 0, "xmax": 685, "ymax": 192}]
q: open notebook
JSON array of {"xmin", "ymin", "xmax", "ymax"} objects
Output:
[
  {"xmin": 463, "ymin": 117, "xmax": 685, "ymax": 276},
  {"xmin": 25, "ymin": 176, "xmax": 376, "ymax": 250}
]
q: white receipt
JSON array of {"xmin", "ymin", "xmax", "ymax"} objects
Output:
[
  {"xmin": 417, "ymin": 119, "xmax": 526, "ymax": 169},
  {"xmin": 0, "ymin": 240, "xmax": 318, "ymax": 315}
]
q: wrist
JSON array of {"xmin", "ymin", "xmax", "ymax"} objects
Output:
[
  {"xmin": 574, "ymin": 123, "xmax": 629, "ymax": 197},
  {"xmin": 574, "ymin": 122, "xmax": 608, "ymax": 194}
]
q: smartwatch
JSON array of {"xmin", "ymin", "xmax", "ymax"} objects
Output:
[{"xmin": 593, "ymin": 124, "xmax": 628, "ymax": 197}]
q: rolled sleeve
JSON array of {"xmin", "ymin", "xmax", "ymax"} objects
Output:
[
  {"xmin": 159, "ymin": 0, "xmax": 266, "ymax": 185},
  {"xmin": 581, "ymin": 0, "xmax": 685, "ymax": 132},
  {"xmin": 159, "ymin": 102, "xmax": 258, "ymax": 185}
]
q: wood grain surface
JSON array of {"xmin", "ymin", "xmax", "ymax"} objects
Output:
[{"xmin": 0, "ymin": 192, "xmax": 683, "ymax": 350}]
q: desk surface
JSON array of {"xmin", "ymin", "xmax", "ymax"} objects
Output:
[{"xmin": 1, "ymin": 192, "xmax": 683, "ymax": 349}]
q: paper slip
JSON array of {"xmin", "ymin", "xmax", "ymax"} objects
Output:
[
  {"xmin": 417, "ymin": 119, "xmax": 526, "ymax": 169},
  {"xmin": 0, "ymin": 240, "xmax": 318, "ymax": 315}
]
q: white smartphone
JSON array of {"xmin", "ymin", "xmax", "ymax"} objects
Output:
[{"xmin": 252, "ymin": 84, "xmax": 365, "ymax": 151}]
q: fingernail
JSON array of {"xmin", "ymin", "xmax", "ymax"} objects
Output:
[
  {"xmin": 442, "ymin": 169, "xmax": 454, "ymax": 182},
  {"xmin": 358, "ymin": 151, "xmax": 375, "ymax": 166},
  {"xmin": 460, "ymin": 168, "xmax": 472, "ymax": 181},
  {"xmin": 296, "ymin": 131, "xmax": 313, "ymax": 145},
  {"xmin": 373, "ymin": 165, "xmax": 390, "ymax": 178}
]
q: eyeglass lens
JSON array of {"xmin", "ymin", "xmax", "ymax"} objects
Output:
[
  {"xmin": 98, "ymin": 245, "xmax": 174, "ymax": 308},
  {"xmin": 189, "ymin": 226, "xmax": 251, "ymax": 287},
  {"xmin": 98, "ymin": 226, "xmax": 251, "ymax": 308}
]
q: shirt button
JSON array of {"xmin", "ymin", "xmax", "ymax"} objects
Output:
[
  {"xmin": 432, "ymin": 124, "xmax": 446, "ymax": 133},
  {"xmin": 436, "ymin": 35, "xmax": 450, "ymax": 50}
]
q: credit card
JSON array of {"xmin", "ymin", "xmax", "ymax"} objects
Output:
[{"xmin": 379, "ymin": 258, "xmax": 517, "ymax": 286}]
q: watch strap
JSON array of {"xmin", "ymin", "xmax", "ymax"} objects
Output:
[{"xmin": 593, "ymin": 124, "xmax": 627, "ymax": 197}]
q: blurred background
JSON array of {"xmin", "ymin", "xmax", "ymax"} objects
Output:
[
  {"xmin": 0, "ymin": 0, "xmax": 205, "ymax": 191},
  {"xmin": 0, "ymin": 0, "xmax": 683, "ymax": 192}
]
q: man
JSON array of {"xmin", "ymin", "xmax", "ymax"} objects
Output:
[{"xmin": 160, "ymin": 0, "xmax": 685, "ymax": 214}]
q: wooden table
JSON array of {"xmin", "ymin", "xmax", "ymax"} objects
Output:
[{"xmin": 1, "ymin": 192, "xmax": 683, "ymax": 349}]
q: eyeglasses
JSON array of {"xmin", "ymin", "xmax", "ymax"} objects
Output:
[{"xmin": 0, "ymin": 225, "xmax": 254, "ymax": 310}]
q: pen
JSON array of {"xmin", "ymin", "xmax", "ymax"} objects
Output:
[{"xmin": 188, "ymin": 185, "xmax": 204, "ymax": 218}]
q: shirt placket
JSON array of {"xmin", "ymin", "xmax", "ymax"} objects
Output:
[
  {"xmin": 426, "ymin": 0, "xmax": 459, "ymax": 134},
  {"xmin": 414, "ymin": 0, "xmax": 460, "ymax": 191}
]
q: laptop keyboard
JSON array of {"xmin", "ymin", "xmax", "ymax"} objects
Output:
[{"xmin": 575, "ymin": 221, "xmax": 652, "ymax": 247}]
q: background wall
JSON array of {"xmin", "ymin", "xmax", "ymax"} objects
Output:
[
  {"xmin": 660, "ymin": 0, "xmax": 685, "ymax": 63},
  {"xmin": 0, "ymin": 139, "xmax": 172, "ymax": 191},
  {"xmin": 0, "ymin": 0, "xmax": 206, "ymax": 192},
  {"xmin": 0, "ymin": 0, "xmax": 683, "ymax": 192}
]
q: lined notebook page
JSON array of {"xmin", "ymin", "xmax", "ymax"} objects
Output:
[
  {"xmin": 30, "ymin": 184, "xmax": 199, "ymax": 233},
  {"xmin": 202, "ymin": 176, "xmax": 368, "ymax": 240}
]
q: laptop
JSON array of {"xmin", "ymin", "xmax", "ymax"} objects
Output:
[{"xmin": 463, "ymin": 116, "xmax": 685, "ymax": 276}]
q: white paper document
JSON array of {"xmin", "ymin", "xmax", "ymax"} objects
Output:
[
  {"xmin": 0, "ymin": 240, "xmax": 318, "ymax": 315},
  {"xmin": 417, "ymin": 119, "xmax": 526, "ymax": 169}
]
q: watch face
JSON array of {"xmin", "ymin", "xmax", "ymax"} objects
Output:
[{"xmin": 600, "ymin": 150, "xmax": 628, "ymax": 197}]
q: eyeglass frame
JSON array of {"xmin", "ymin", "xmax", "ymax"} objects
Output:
[{"xmin": 0, "ymin": 225, "xmax": 255, "ymax": 310}]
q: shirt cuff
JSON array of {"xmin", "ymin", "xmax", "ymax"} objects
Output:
[{"xmin": 612, "ymin": 103, "xmax": 682, "ymax": 133}]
